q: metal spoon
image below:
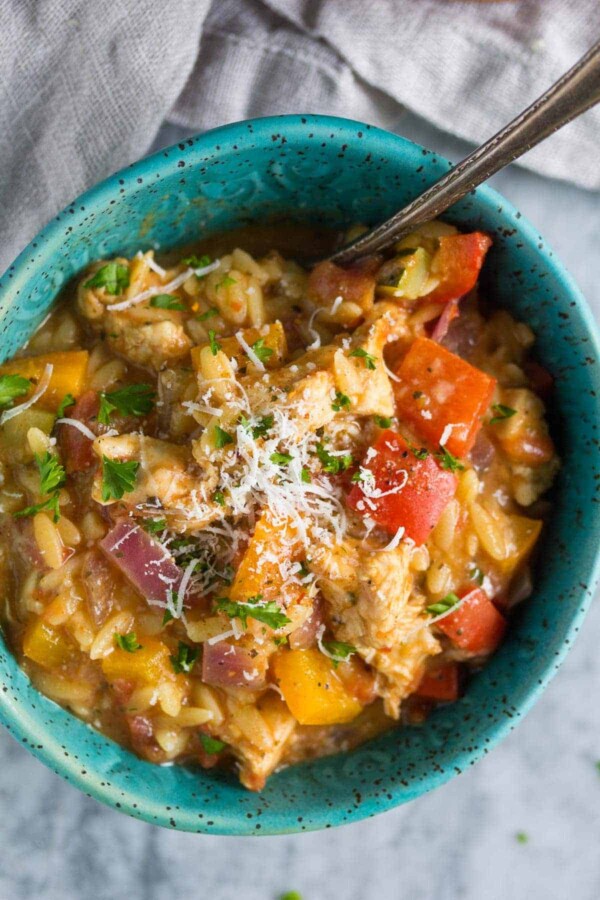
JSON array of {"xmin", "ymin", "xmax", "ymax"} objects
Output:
[{"xmin": 327, "ymin": 38, "xmax": 600, "ymax": 266}]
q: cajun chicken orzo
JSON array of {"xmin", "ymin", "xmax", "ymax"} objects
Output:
[{"xmin": 0, "ymin": 221, "xmax": 558, "ymax": 790}]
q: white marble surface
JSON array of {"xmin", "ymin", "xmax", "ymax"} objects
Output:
[{"xmin": 1, "ymin": 113, "xmax": 599, "ymax": 900}]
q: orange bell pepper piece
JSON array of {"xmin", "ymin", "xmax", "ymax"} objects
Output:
[
  {"xmin": 272, "ymin": 648, "xmax": 363, "ymax": 725},
  {"xmin": 0, "ymin": 350, "xmax": 89, "ymax": 411},
  {"xmin": 423, "ymin": 232, "xmax": 492, "ymax": 303}
]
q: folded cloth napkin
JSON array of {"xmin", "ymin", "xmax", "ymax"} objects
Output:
[{"xmin": 1, "ymin": 0, "xmax": 598, "ymax": 274}]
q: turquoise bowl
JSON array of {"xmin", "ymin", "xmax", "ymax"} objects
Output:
[{"xmin": 0, "ymin": 115, "xmax": 599, "ymax": 835}]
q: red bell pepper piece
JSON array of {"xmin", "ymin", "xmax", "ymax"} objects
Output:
[
  {"xmin": 346, "ymin": 430, "xmax": 457, "ymax": 545},
  {"xmin": 435, "ymin": 588, "xmax": 507, "ymax": 655},
  {"xmin": 394, "ymin": 337, "xmax": 496, "ymax": 457},
  {"xmin": 423, "ymin": 232, "xmax": 492, "ymax": 304},
  {"xmin": 416, "ymin": 663, "xmax": 461, "ymax": 702}
]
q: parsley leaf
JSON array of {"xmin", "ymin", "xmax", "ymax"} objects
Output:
[
  {"xmin": 199, "ymin": 733, "xmax": 227, "ymax": 755},
  {"xmin": 13, "ymin": 492, "xmax": 61, "ymax": 523},
  {"xmin": 301, "ymin": 467, "xmax": 312, "ymax": 484},
  {"xmin": 315, "ymin": 442, "xmax": 353, "ymax": 475},
  {"xmin": 249, "ymin": 414, "xmax": 274, "ymax": 439},
  {"xmin": 170, "ymin": 641, "xmax": 199, "ymax": 674},
  {"xmin": 350, "ymin": 470, "xmax": 364, "ymax": 483},
  {"xmin": 349, "ymin": 348, "xmax": 377, "ymax": 370},
  {"xmin": 183, "ymin": 253, "xmax": 212, "ymax": 270},
  {"xmin": 216, "ymin": 275, "xmax": 237, "ymax": 291},
  {"xmin": 280, "ymin": 893, "xmax": 303, "ymax": 900},
  {"xmin": 143, "ymin": 518, "xmax": 167, "ymax": 535},
  {"xmin": 115, "ymin": 632, "xmax": 143, "ymax": 652},
  {"xmin": 251, "ymin": 338, "xmax": 274, "ymax": 364},
  {"xmin": 162, "ymin": 609, "xmax": 174, "ymax": 626},
  {"xmin": 374, "ymin": 415, "xmax": 392, "ymax": 428},
  {"xmin": 214, "ymin": 425, "xmax": 234, "ymax": 449},
  {"xmin": 270, "ymin": 451, "xmax": 293, "ymax": 466},
  {"xmin": 149, "ymin": 293, "xmax": 186, "ymax": 311},
  {"xmin": 490, "ymin": 403, "xmax": 517, "ymax": 425},
  {"xmin": 97, "ymin": 384, "xmax": 156, "ymax": 425},
  {"xmin": 437, "ymin": 445, "xmax": 465, "ymax": 472},
  {"xmin": 13, "ymin": 452, "xmax": 65, "ymax": 523},
  {"xmin": 215, "ymin": 594, "xmax": 291, "ymax": 630},
  {"xmin": 84, "ymin": 263, "xmax": 130, "ymax": 295},
  {"xmin": 37, "ymin": 452, "xmax": 66, "ymax": 495},
  {"xmin": 426, "ymin": 592, "xmax": 460, "ymax": 617},
  {"xmin": 56, "ymin": 393, "xmax": 76, "ymax": 418},
  {"xmin": 101, "ymin": 456, "xmax": 139, "ymax": 502},
  {"xmin": 208, "ymin": 330, "xmax": 221, "ymax": 356},
  {"xmin": 515, "ymin": 832, "xmax": 529, "ymax": 845},
  {"xmin": 331, "ymin": 391, "xmax": 351, "ymax": 412},
  {"xmin": 0, "ymin": 374, "xmax": 31, "ymax": 410},
  {"xmin": 322, "ymin": 640, "xmax": 356, "ymax": 664},
  {"xmin": 468, "ymin": 564, "xmax": 484, "ymax": 586},
  {"xmin": 196, "ymin": 307, "xmax": 219, "ymax": 321},
  {"xmin": 213, "ymin": 490, "xmax": 225, "ymax": 506}
]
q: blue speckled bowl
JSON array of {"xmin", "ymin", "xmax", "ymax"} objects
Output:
[{"xmin": 0, "ymin": 115, "xmax": 599, "ymax": 835}]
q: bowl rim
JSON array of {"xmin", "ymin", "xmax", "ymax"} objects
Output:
[{"xmin": 1, "ymin": 113, "xmax": 599, "ymax": 835}]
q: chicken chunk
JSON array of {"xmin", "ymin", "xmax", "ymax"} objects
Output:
[{"xmin": 91, "ymin": 433, "xmax": 221, "ymax": 532}]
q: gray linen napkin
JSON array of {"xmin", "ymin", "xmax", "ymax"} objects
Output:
[{"xmin": 1, "ymin": 0, "xmax": 598, "ymax": 274}]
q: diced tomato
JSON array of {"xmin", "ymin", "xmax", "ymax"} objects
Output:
[
  {"xmin": 308, "ymin": 259, "xmax": 379, "ymax": 311},
  {"xmin": 435, "ymin": 588, "xmax": 507, "ymax": 655},
  {"xmin": 423, "ymin": 232, "xmax": 492, "ymax": 303},
  {"xmin": 346, "ymin": 430, "xmax": 457, "ymax": 545},
  {"xmin": 58, "ymin": 389, "xmax": 100, "ymax": 474},
  {"xmin": 416, "ymin": 663, "xmax": 461, "ymax": 702},
  {"xmin": 524, "ymin": 360, "xmax": 554, "ymax": 399},
  {"xmin": 394, "ymin": 337, "xmax": 496, "ymax": 456}
]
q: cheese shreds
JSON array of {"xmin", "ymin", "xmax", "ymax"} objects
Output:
[
  {"xmin": 145, "ymin": 255, "xmax": 167, "ymax": 279},
  {"xmin": 0, "ymin": 363, "xmax": 53, "ymax": 425},
  {"xmin": 440, "ymin": 423, "xmax": 459, "ymax": 446},
  {"xmin": 306, "ymin": 307, "xmax": 322, "ymax": 350},
  {"xmin": 55, "ymin": 417, "xmax": 96, "ymax": 440},
  {"xmin": 382, "ymin": 356, "xmax": 401, "ymax": 383},
  {"xmin": 106, "ymin": 260, "xmax": 220, "ymax": 311},
  {"xmin": 375, "ymin": 526, "xmax": 405, "ymax": 552},
  {"xmin": 234, "ymin": 330, "xmax": 265, "ymax": 371}
]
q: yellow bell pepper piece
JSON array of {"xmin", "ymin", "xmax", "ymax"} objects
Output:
[
  {"xmin": 0, "ymin": 350, "xmax": 89, "ymax": 411},
  {"xmin": 272, "ymin": 648, "xmax": 363, "ymax": 726},
  {"xmin": 497, "ymin": 515, "xmax": 543, "ymax": 575},
  {"xmin": 191, "ymin": 322, "xmax": 287, "ymax": 372},
  {"xmin": 102, "ymin": 637, "xmax": 173, "ymax": 685},
  {"xmin": 23, "ymin": 619, "xmax": 75, "ymax": 669},
  {"xmin": 230, "ymin": 510, "xmax": 300, "ymax": 604}
]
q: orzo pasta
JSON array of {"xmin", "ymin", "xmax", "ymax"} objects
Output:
[{"xmin": 0, "ymin": 221, "xmax": 558, "ymax": 789}]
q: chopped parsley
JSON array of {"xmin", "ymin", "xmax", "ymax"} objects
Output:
[
  {"xmin": 490, "ymin": 403, "xmax": 517, "ymax": 425},
  {"xmin": 349, "ymin": 347, "xmax": 377, "ymax": 370},
  {"xmin": 142, "ymin": 518, "xmax": 167, "ymax": 535},
  {"xmin": 437, "ymin": 445, "xmax": 465, "ymax": 472},
  {"xmin": 296, "ymin": 560, "xmax": 311, "ymax": 579},
  {"xmin": 270, "ymin": 451, "xmax": 293, "ymax": 466},
  {"xmin": 243, "ymin": 413, "xmax": 273, "ymax": 439},
  {"xmin": 97, "ymin": 384, "xmax": 156, "ymax": 425},
  {"xmin": 56, "ymin": 393, "xmax": 76, "ymax": 418},
  {"xmin": 84, "ymin": 262, "xmax": 130, "ymax": 295},
  {"xmin": 196, "ymin": 307, "xmax": 219, "ymax": 321},
  {"xmin": 216, "ymin": 275, "xmax": 237, "ymax": 291},
  {"xmin": 214, "ymin": 425, "xmax": 234, "ymax": 448},
  {"xmin": 115, "ymin": 632, "xmax": 143, "ymax": 652},
  {"xmin": 350, "ymin": 470, "xmax": 364, "ymax": 483},
  {"xmin": 162, "ymin": 609, "xmax": 174, "ymax": 626},
  {"xmin": 213, "ymin": 490, "xmax": 225, "ymax": 506},
  {"xmin": 322, "ymin": 640, "xmax": 356, "ymax": 665},
  {"xmin": 331, "ymin": 391, "xmax": 351, "ymax": 412},
  {"xmin": 280, "ymin": 893, "xmax": 303, "ymax": 900},
  {"xmin": 315, "ymin": 442, "xmax": 353, "ymax": 475},
  {"xmin": 170, "ymin": 641, "xmax": 199, "ymax": 674},
  {"xmin": 300, "ymin": 467, "xmax": 312, "ymax": 484},
  {"xmin": 199, "ymin": 733, "xmax": 227, "ymax": 755},
  {"xmin": 215, "ymin": 594, "xmax": 291, "ymax": 630},
  {"xmin": 101, "ymin": 456, "xmax": 139, "ymax": 502},
  {"xmin": 374, "ymin": 415, "xmax": 392, "ymax": 428},
  {"xmin": 515, "ymin": 832, "xmax": 529, "ymax": 845},
  {"xmin": 0, "ymin": 374, "xmax": 31, "ymax": 410},
  {"xmin": 251, "ymin": 338, "xmax": 274, "ymax": 364},
  {"xmin": 426, "ymin": 592, "xmax": 460, "ymax": 617},
  {"xmin": 183, "ymin": 253, "xmax": 212, "ymax": 270},
  {"xmin": 208, "ymin": 330, "xmax": 221, "ymax": 356},
  {"xmin": 149, "ymin": 293, "xmax": 186, "ymax": 311},
  {"xmin": 13, "ymin": 452, "xmax": 66, "ymax": 523}
]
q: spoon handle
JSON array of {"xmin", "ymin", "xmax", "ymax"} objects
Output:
[{"xmin": 330, "ymin": 39, "xmax": 600, "ymax": 266}]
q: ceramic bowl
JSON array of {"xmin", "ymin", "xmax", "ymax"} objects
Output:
[{"xmin": 0, "ymin": 115, "xmax": 598, "ymax": 835}]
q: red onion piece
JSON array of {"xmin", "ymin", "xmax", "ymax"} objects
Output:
[
  {"xmin": 430, "ymin": 298, "xmax": 461, "ymax": 343},
  {"xmin": 469, "ymin": 430, "xmax": 496, "ymax": 472},
  {"xmin": 289, "ymin": 598, "xmax": 324, "ymax": 650},
  {"xmin": 100, "ymin": 522, "xmax": 182, "ymax": 607},
  {"xmin": 440, "ymin": 309, "xmax": 482, "ymax": 359},
  {"xmin": 202, "ymin": 641, "xmax": 266, "ymax": 689}
]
